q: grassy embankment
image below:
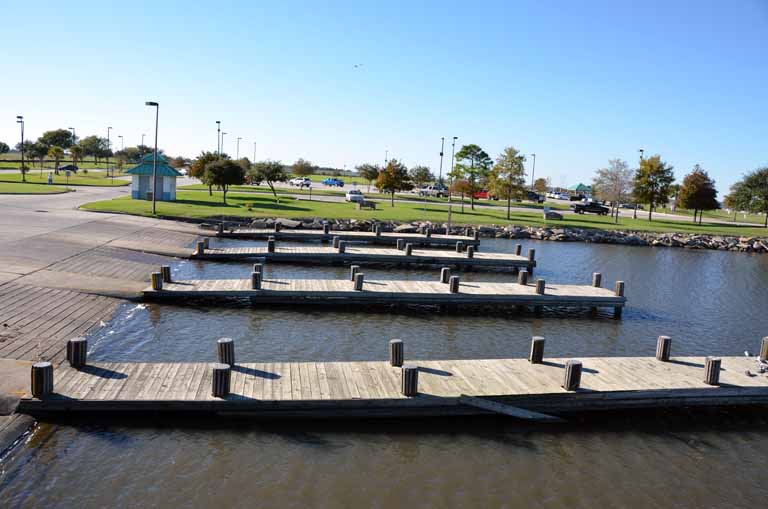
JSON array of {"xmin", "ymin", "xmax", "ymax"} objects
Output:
[
  {"xmin": 0, "ymin": 182, "xmax": 69, "ymax": 194},
  {"xmin": 81, "ymin": 190, "xmax": 768, "ymax": 237},
  {"xmin": 0, "ymin": 172, "xmax": 129, "ymax": 187}
]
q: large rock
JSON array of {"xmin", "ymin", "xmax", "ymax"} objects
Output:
[
  {"xmin": 544, "ymin": 211, "xmax": 563, "ymax": 220},
  {"xmin": 393, "ymin": 224, "xmax": 418, "ymax": 233}
]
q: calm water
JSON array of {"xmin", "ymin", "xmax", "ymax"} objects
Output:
[{"xmin": 2, "ymin": 239, "xmax": 768, "ymax": 508}]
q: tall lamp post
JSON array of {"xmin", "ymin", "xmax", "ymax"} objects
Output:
[
  {"xmin": 69, "ymin": 127, "xmax": 76, "ymax": 165},
  {"xmin": 107, "ymin": 127, "xmax": 112, "ymax": 169},
  {"xmin": 529, "ymin": 153, "xmax": 537, "ymax": 190},
  {"xmin": 16, "ymin": 116, "xmax": 25, "ymax": 182},
  {"xmin": 118, "ymin": 135, "xmax": 124, "ymax": 151},
  {"xmin": 236, "ymin": 137, "xmax": 242, "ymax": 160},
  {"xmin": 221, "ymin": 132, "xmax": 227, "ymax": 155},
  {"xmin": 633, "ymin": 148, "xmax": 644, "ymax": 219},
  {"xmin": 146, "ymin": 101, "xmax": 159, "ymax": 215},
  {"xmin": 141, "ymin": 133, "xmax": 146, "ymax": 147},
  {"xmin": 447, "ymin": 136, "xmax": 458, "ymax": 231},
  {"xmin": 253, "ymin": 141, "xmax": 256, "ymax": 162},
  {"xmin": 216, "ymin": 121, "xmax": 221, "ymax": 155},
  {"xmin": 438, "ymin": 137, "xmax": 445, "ymax": 184}
]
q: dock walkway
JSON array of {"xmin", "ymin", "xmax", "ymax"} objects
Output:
[
  {"xmin": 219, "ymin": 228, "xmax": 480, "ymax": 247},
  {"xmin": 19, "ymin": 356, "xmax": 768, "ymax": 418},
  {"xmin": 194, "ymin": 245, "xmax": 534, "ymax": 271}
]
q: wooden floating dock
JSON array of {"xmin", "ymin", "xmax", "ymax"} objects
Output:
[
  {"xmin": 193, "ymin": 245, "xmax": 535, "ymax": 271},
  {"xmin": 143, "ymin": 277, "xmax": 626, "ymax": 313},
  {"xmin": 218, "ymin": 228, "xmax": 481, "ymax": 247},
  {"xmin": 18, "ymin": 356, "xmax": 768, "ymax": 418}
]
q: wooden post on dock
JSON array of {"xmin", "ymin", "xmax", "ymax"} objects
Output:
[
  {"xmin": 389, "ymin": 339, "xmax": 404, "ymax": 367},
  {"xmin": 535, "ymin": 279, "xmax": 546, "ymax": 295},
  {"xmin": 217, "ymin": 338, "xmax": 236, "ymax": 366},
  {"xmin": 332, "ymin": 236, "xmax": 340, "ymax": 248},
  {"xmin": 464, "ymin": 227, "xmax": 471, "ymax": 237},
  {"xmin": 323, "ymin": 223, "xmax": 330, "ymax": 234},
  {"xmin": 212, "ymin": 363, "xmax": 231, "ymax": 397},
  {"xmin": 529, "ymin": 336, "xmax": 545, "ymax": 364},
  {"xmin": 592, "ymin": 273, "xmax": 602, "ymax": 288},
  {"xmin": 562, "ymin": 360, "xmax": 582, "ymax": 391},
  {"xmin": 396, "ymin": 238, "xmax": 405, "ymax": 250},
  {"xmin": 31, "ymin": 362, "xmax": 53, "ymax": 399},
  {"xmin": 267, "ymin": 237, "xmax": 276, "ymax": 253},
  {"xmin": 338, "ymin": 240, "xmax": 347, "ymax": 253},
  {"xmin": 656, "ymin": 336, "xmax": 672, "ymax": 362},
  {"xmin": 425, "ymin": 228, "xmax": 432, "ymax": 238},
  {"xmin": 217, "ymin": 222, "xmax": 224, "ymax": 235},
  {"xmin": 456, "ymin": 241, "xmax": 464, "ymax": 253},
  {"xmin": 404, "ymin": 243, "xmax": 413, "ymax": 256},
  {"xmin": 515, "ymin": 244, "xmax": 522, "ymax": 256},
  {"xmin": 251, "ymin": 271, "xmax": 262, "ymax": 289},
  {"xmin": 466, "ymin": 246, "xmax": 475, "ymax": 258},
  {"xmin": 401, "ymin": 365, "xmax": 418, "ymax": 396},
  {"xmin": 66, "ymin": 337, "xmax": 87, "ymax": 368},
  {"xmin": 518, "ymin": 269, "xmax": 529, "ymax": 285},
  {"xmin": 440, "ymin": 267, "xmax": 451, "ymax": 284},
  {"xmin": 203, "ymin": 237, "xmax": 210, "ymax": 249},
  {"xmin": 704, "ymin": 357, "xmax": 721, "ymax": 385},
  {"xmin": 161, "ymin": 265, "xmax": 172, "ymax": 283},
  {"xmin": 375, "ymin": 225, "xmax": 382, "ymax": 237},
  {"xmin": 759, "ymin": 337, "xmax": 768, "ymax": 362},
  {"xmin": 274, "ymin": 222, "xmax": 281, "ymax": 233},
  {"xmin": 195, "ymin": 241, "xmax": 205, "ymax": 256},
  {"xmin": 350, "ymin": 265, "xmax": 361, "ymax": 281},
  {"xmin": 527, "ymin": 249, "xmax": 536, "ymax": 275},
  {"xmin": 151, "ymin": 272, "xmax": 163, "ymax": 291},
  {"xmin": 449, "ymin": 276, "xmax": 460, "ymax": 293},
  {"xmin": 614, "ymin": 281, "xmax": 625, "ymax": 319},
  {"xmin": 474, "ymin": 230, "xmax": 480, "ymax": 241},
  {"xmin": 253, "ymin": 263, "xmax": 263, "ymax": 274},
  {"xmin": 354, "ymin": 273, "xmax": 365, "ymax": 291}
]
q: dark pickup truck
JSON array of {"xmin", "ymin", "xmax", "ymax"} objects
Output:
[{"xmin": 571, "ymin": 202, "xmax": 610, "ymax": 215}]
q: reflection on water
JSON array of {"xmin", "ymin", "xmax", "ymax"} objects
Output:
[{"xmin": 2, "ymin": 239, "xmax": 768, "ymax": 507}]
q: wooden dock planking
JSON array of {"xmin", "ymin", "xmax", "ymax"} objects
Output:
[
  {"xmin": 219, "ymin": 228, "xmax": 480, "ymax": 247},
  {"xmin": 143, "ymin": 277, "xmax": 626, "ymax": 312},
  {"xmin": 194, "ymin": 244, "xmax": 531, "ymax": 271},
  {"xmin": 18, "ymin": 357, "xmax": 768, "ymax": 417}
]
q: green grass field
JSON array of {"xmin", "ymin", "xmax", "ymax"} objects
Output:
[
  {"xmin": 656, "ymin": 206, "xmax": 768, "ymax": 226},
  {"xmin": 0, "ymin": 182, "xmax": 69, "ymax": 194},
  {"xmin": 0, "ymin": 172, "xmax": 129, "ymax": 187},
  {"xmin": 81, "ymin": 190, "xmax": 768, "ymax": 237}
]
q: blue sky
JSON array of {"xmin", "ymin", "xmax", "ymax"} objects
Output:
[{"xmin": 2, "ymin": 0, "xmax": 766, "ymax": 192}]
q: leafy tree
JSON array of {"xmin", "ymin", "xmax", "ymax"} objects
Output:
[
  {"xmin": 70, "ymin": 145, "xmax": 84, "ymax": 169},
  {"xmin": 47, "ymin": 146, "xmax": 65, "ymax": 175},
  {"xmin": 116, "ymin": 153, "xmax": 126, "ymax": 174},
  {"xmin": 409, "ymin": 165, "xmax": 434, "ymax": 187},
  {"xmin": 676, "ymin": 165, "xmax": 719, "ymax": 224},
  {"xmin": 29, "ymin": 142, "xmax": 48, "ymax": 169},
  {"xmin": 38, "ymin": 129, "xmax": 75, "ymax": 149},
  {"xmin": 375, "ymin": 159, "xmax": 413, "ymax": 206},
  {"xmin": 0, "ymin": 141, "xmax": 9, "ymax": 154},
  {"xmin": 453, "ymin": 144, "xmax": 492, "ymax": 210},
  {"xmin": 357, "ymin": 163, "xmax": 381, "ymax": 192},
  {"xmin": 79, "ymin": 136, "xmax": 110, "ymax": 164},
  {"xmin": 730, "ymin": 167, "xmax": 768, "ymax": 227},
  {"xmin": 191, "ymin": 151, "xmax": 228, "ymax": 195},
  {"xmin": 237, "ymin": 157, "xmax": 252, "ymax": 173},
  {"xmin": 169, "ymin": 156, "xmax": 187, "ymax": 169},
  {"xmin": 136, "ymin": 144, "xmax": 153, "ymax": 159},
  {"xmin": 632, "ymin": 154, "xmax": 675, "ymax": 221},
  {"xmin": 533, "ymin": 178, "xmax": 548, "ymax": 193},
  {"xmin": 292, "ymin": 158, "xmax": 315, "ymax": 176},
  {"xmin": 204, "ymin": 159, "xmax": 246, "ymax": 205},
  {"xmin": 487, "ymin": 146, "xmax": 526, "ymax": 220},
  {"xmin": 592, "ymin": 159, "xmax": 634, "ymax": 222},
  {"xmin": 250, "ymin": 160, "xmax": 288, "ymax": 201},
  {"xmin": 450, "ymin": 179, "xmax": 473, "ymax": 213}
]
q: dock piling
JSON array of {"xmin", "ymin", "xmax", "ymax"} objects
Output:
[
  {"xmin": 217, "ymin": 338, "xmax": 236, "ymax": 366},
  {"xmin": 217, "ymin": 223, "xmax": 224, "ymax": 235},
  {"xmin": 474, "ymin": 230, "xmax": 480, "ymax": 241},
  {"xmin": 440, "ymin": 267, "xmax": 451, "ymax": 284},
  {"xmin": 267, "ymin": 237, "xmax": 276, "ymax": 253},
  {"xmin": 338, "ymin": 240, "xmax": 347, "ymax": 253},
  {"xmin": 404, "ymin": 243, "xmax": 413, "ymax": 256},
  {"xmin": 203, "ymin": 237, "xmax": 210, "ymax": 249},
  {"xmin": 529, "ymin": 336, "xmax": 545, "ymax": 364},
  {"xmin": 196, "ymin": 241, "xmax": 205, "ymax": 256},
  {"xmin": 704, "ymin": 357, "xmax": 721, "ymax": 385},
  {"xmin": 592, "ymin": 273, "xmax": 602, "ymax": 287},
  {"xmin": 562, "ymin": 360, "xmax": 582, "ymax": 391},
  {"xmin": 389, "ymin": 339, "xmax": 404, "ymax": 367},
  {"xmin": 161, "ymin": 265, "xmax": 172, "ymax": 283},
  {"xmin": 151, "ymin": 272, "xmax": 163, "ymax": 291},
  {"xmin": 759, "ymin": 337, "xmax": 768, "ymax": 362},
  {"xmin": 354, "ymin": 273, "xmax": 365, "ymax": 291},
  {"xmin": 449, "ymin": 276, "xmax": 460, "ymax": 293},
  {"xmin": 396, "ymin": 239, "xmax": 405, "ymax": 250},
  {"xmin": 212, "ymin": 363, "xmax": 231, "ymax": 397},
  {"xmin": 656, "ymin": 336, "xmax": 672, "ymax": 362},
  {"xmin": 467, "ymin": 246, "xmax": 475, "ymax": 258},
  {"xmin": 456, "ymin": 241, "xmax": 464, "ymax": 253},
  {"xmin": 375, "ymin": 225, "xmax": 382, "ymax": 237},
  {"xmin": 332, "ymin": 236, "xmax": 340, "ymax": 248},
  {"xmin": 535, "ymin": 279, "xmax": 546, "ymax": 295},
  {"xmin": 401, "ymin": 365, "xmax": 419, "ymax": 396},
  {"xmin": 425, "ymin": 228, "xmax": 432, "ymax": 238},
  {"xmin": 251, "ymin": 271, "xmax": 262, "ymax": 290},
  {"xmin": 66, "ymin": 337, "xmax": 87, "ymax": 368},
  {"xmin": 515, "ymin": 244, "xmax": 522, "ymax": 256},
  {"xmin": 31, "ymin": 362, "xmax": 54, "ymax": 399},
  {"xmin": 274, "ymin": 222, "xmax": 282, "ymax": 233},
  {"xmin": 614, "ymin": 281, "xmax": 625, "ymax": 319},
  {"xmin": 350, "ymin": 265, "xmax": 361, "ymax": 281},
  {"xmin": 518, "ymin": 269, "xmax": 529, "ymax": 285},
  {"xmin": 323, "ymin": 223, "xmax": 330, "ymax": 234},
  {"xmin": 252, "ymin": 263, "xmax": 263, "ymax": 274}
]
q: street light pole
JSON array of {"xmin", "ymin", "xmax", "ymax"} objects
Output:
[
  {"xmin": 253, "ymin": 142, "xmax": 256, "ymax": 162},
  {"xmin": 221, "ymin": 132, "xmax": 227, "ymax": 155},
  {"xmin": 141, "ymin": 133, "xmax": 145, "ymax": 147},
  {"xmin": 216, "ymin": 121, "xmax": 221, "ymax": 155},
  {"xmin": 530, "ymin": 153, "xmax": 537, "ymax": 190},
  {"xmin": 68, "ymin": 127, "xmax": 76, "ymax": 166},
  {"xmin": 107, "ymin": 127, "xmax": 112, "ymax": 168},
  {"xmin": 634, "ymin": 148, "xmax": 644, "ymax": 219},
  {"xmin": 118, "ymin": 135, "xmax": 124, "ymax": 151},
  {"xmin": 146, "ymin": 101, "xmax": 159, "ymax": 215},
  {"xmin": 438, "ymin": 137, "xmax": 445, "ymax": 184},
  {"xmin": 237, "ymin": 137, "xmax": 242, "ymax": 160},
  {"xmin": 385, "ymin": 150, "xmax": 388, "ymax": 166},
  {"xmin": 16, "ymin": 116, "xmax": 25, "ymax": 182},
  {"xmin": 447, "ymin": 136, "xmax": 457, "ymax": 231}
]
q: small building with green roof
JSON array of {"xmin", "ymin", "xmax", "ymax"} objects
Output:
[{"xmin": 125, "ymin": 154, "xmax": 182, "ymax": 201}]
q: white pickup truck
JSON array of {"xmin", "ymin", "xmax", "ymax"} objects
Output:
[
  {"xmin": 289, "ymin": 177, "xmax": 311, "ymax": 188},
  {"xmin": 418, "ymin": 185, "xmax": 449, "ymax": 198}
]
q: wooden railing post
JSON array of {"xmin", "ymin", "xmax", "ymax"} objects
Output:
[
  {"xmin": 401, "ymin": 365, "xmax": 418, "ymax": 396},
  {"xmin": 212, "ymin": 363, "xmax": 231, "ymax": 397},
  {"xmin": 31, "ymin": 362, "xmax": 53, "ymax": 399},
  {"xmin": 151, "ymin": 272, "xmax": 163, "ymax": 290},
  {"xmin": 529, "ymin": 336, "xmax": 545, "ymax": 364},
  {"xmin": 562, "ymin": 360, "xmax": 582, "ymax": 391},
  {"xmin": 338, "ymin": 240, "xmax": 347, "ymax": 254},
  {"xmin": 614, "ymin": 281, "xmax": 625, "ymax": 319},
  {"xmin": 251, "ymin": 271, "xmax": 262, "ymax": 289},
  {"xmin": 535, "ymin": 279, "xmax": 546, "ymax": 295},
  {"xmin": 354, "ymin": 273, "xmax": 365, "ymax": 291},
  {"xmin": 449, "ymin": 276, "xmax": 460, "ymax": 293},
  {"xmin": 592, "ymin": 272, "xmax": 602, "ymax": 287},
  {"xmin": 440, "ymin": 267, "xmax": 451, "ymax": 284},
  {"xmin": 396, "ymin": 238, "xmax": 405, "ymax": 250},
  {"xmin": 161, "ymin": 265, "xmax": 172, "ymax": 283},
  {"xmin": 267, "ymin": 236, "xmax": 276, "ymax": 253},
  {"xmin": 217, "ymin": 337, "xmax": 235, "ymax": 366},
  {"xmin": 404, "ymin": 243, "xmax": 413, "ymax": 256},
  {"xmin": 323, "ymin": 223, "xmax": 330, "ymax": 234},
  {"xmin": 350, "ymin": 265, "xmax": 361, "ymax": 281},
  {"xmin": 195, "ymin": 241, "xmax": 205, "ymax": 256},
  {"xmin": 515, "ymin": 244, "xmax": 522, "ymax": 256},
  {"xmin": 389, "ymin": 339, "xmax": 404, "ymax": 367},
  {"xmin": 656, "ymin": 335, "xmax": 672, "ymax": 362},
  {"xmin": 466, "ymin": 246, "xmax": 475, "ymax": 258},
  {"xmin": 517, "ymin": 269, "xmax": 529, "ymax": 285},
  {"xmin": 456, "ymin": 241, "xmax": 464, "ymax": 253},
  {"xmin": 66, "ymin": 337, "xmax": 87, "ymax": 368},
  {"xmin": 704, "ymin": 357, "xmax": 721, "ymax": 385}
]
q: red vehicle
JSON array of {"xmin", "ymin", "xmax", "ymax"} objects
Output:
[{"xmin": 473, "ymin": 189, "xmax": 497, "ymax": 200}]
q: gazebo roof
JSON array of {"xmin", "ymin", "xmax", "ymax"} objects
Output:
[
  {"xmin": 125, "ymin": 154, "xmax": 183, "ymax": 177},
  {"xmin": 568, "ymin": 183, "xmax": 592, "ymax": 192}
]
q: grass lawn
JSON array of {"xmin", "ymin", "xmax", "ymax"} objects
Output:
[
  {"xmin": 0, "ymin": 182, "xmax": 69, "ymax": 194},
  {"xmin": 81, "ymin": 190, "xmax": 768, "ymax": 237},
  {"xmin": 657, "ymin": 206, "xmax": 768, "ymax": 226},
  {"xmin": 0, "ymin": 171, "xmax": 129, "ymax": 187}
]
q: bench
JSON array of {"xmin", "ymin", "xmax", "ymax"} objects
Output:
[{"xmin": 356, "ymin": 201, "xmax": 377, "ymax": 210}]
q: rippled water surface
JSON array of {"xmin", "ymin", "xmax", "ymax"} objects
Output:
[{"xmin": 2, "ymin": 239, "xmax": 768, "ymax": 508}]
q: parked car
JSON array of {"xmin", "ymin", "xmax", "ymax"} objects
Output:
[
  {"xmin": 418, "ymin": 185, "xmax": 449, "ymax": 198},
  {"xmin": 571, "ymin": 202, "xmax": 610, "ymax": 215},
  {"xmin": 345, "ymin": 189, "xmax": 365, "ymax": 203},
  {"xmin": 569, "ymin": 194, "xmax": 587, "ymax": 201},
  {"xmin": 59, "ymin": 164, "xmax": 78, "ymax": 173},
  {"xmin": 527, "ymin": 191, "xmax": 545, "ymax": 203},
  {"xmin": 322, "ymin": 177, "xmax": 345, "ymax": 187},
  {"xmin": 289, "ymin": 177, "xmax": 311, "ymax": 188}
]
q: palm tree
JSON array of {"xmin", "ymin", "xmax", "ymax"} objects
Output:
[
  {"xmin": 70, "ymin": 145, "xmax": 84, "ymax": 172},
  {"xmin": 47, "ymin": 146, "xmax": 65, "ymax": 176}
]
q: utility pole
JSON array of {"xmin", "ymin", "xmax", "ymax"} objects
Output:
[
  {"xmin": 530, "ymin": 153, "xmax": 537, "ymax": 190},
  {"xmin": 146, "ymin": 102, "xmax": 160, "ymax": 214},
  {"xmin": 216, "ymin": 121, "xmax": 221, "ymax": 155},
  {"xmin": 438, "ymin": 137, "xmax": 445, "ymax": 184},
  {"xmin": 385, "ymin": 150, "xmax": 388, "ymax": 166},
  {"xmin": 16, "ymin": 116, "xmax": 25, "ymax": 182},
  {"xmin": 236, "ymin": 137, "xmax": 242, "ymax": 160},
  {"xmin": 634, "ymin": 148, "xmax": 644, "ymax": 219},
  {"xmin": 253, "ymin": 141, "xmax": 256, "ymax": 162},
  {"xmin": 107, "ymin": 126, "xmax": 112, "ymax": 171},
  {"xmin": 447, "ymin": 136, "xmax": 457, "ymax": 231}
]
